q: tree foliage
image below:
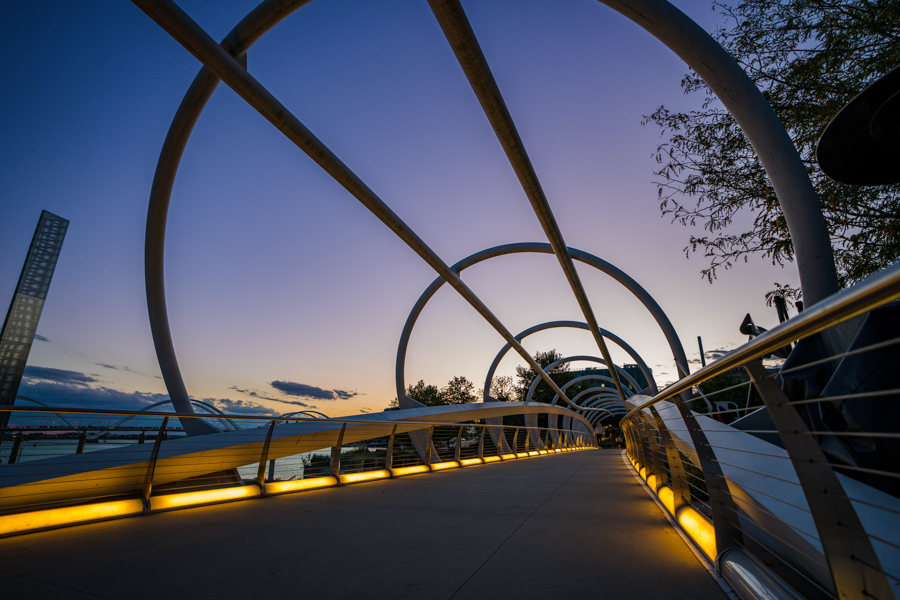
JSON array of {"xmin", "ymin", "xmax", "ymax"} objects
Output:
[
  {"xmin": 514, "ymin": 349, "xmax": 570, "ymax": 403},
  {"xmin": 645, "ymin": 0, "xmax": 900, "ymax": 291},
  {"xmin": 489, "ymin": 375, "xmax": 516, "ymax": 402},
  {"xmin": 389, "ymin": 375, "xmax": 479, "ymax": 408}
]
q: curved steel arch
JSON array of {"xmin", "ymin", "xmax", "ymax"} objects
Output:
[
  {"xmin": 97, "ymin": 398, "xmax": 241, "ymax": 435},
  {"xmin": 581, "ymin": 401, "xmax": 626, "ymax": 426},
  {"xmin": 524, "ymin": 356, "xmax": 640, "ymax": 405},
  {"xmin": 280, "ymin": 410, "xmax": 329, "ymax": 420},
  {"xmin": 481, "ymin": 320, "xmax": 657, "ymax": 404},
  {"xmin": 568, "ymin": 388, "xmax": 625, "ymax": 410},
  {"xmin": 397, "ymin": 244, "xmax": 683, "ymax": 407},
  {"xmin": 552, "ymin": 374, "xmax": 629, "ymax": 406},
  {"xmin": 142, "ymin": 0, "xmax": 836, "ymax": 439},
  {"xmin": 595, "ymin": 0, "xmax": 837, "ymax": 305},
  {"xmin": 144, "ymin": 0, "xmax": 315, "ymax": 435},
  {"xmin": 13, "ymin": 396, "xmax": 78, "ymax": 429}
]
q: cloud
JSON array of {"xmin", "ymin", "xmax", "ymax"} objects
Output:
[
  {"xmin": 34, "ymin": 334, "xmax": 49, "ymax": 342},
  {"xmin": 203, "ymin": 398, "xmax": 280, "ymax": 417},
  {"xmin": 93, "ymin": 362, "xmax": 162, "ymax": 380},
  {"xmin": 17, "ymin": 380, "xmax": 167, "ymax": 409},
  {"xmin": 229, "ymin": 385, "xmax": 309, "ymax": 407},
  {"xmin": 270, "ymin": 381, "xmax": 359, "ymax": 401},
  {"xmin": 359, "ymin": 407, "xmax": 372, "ymax": 414},
  {"xmin": 22, "ymin": 366, "xmax": 97, "ymax": 386}
]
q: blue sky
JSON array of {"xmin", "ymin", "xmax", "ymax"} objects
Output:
[{"xmin": 0, "ymin": 0, "xmax": 799, "ymax": 417}]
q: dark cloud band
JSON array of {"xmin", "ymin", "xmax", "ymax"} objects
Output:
[{"xmin": 270, "ymin": 380, "xmax": 358, "ymax": 401}]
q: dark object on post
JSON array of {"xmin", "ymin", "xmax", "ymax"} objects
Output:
[
  {"xmin": 740, "ymin": 314, "xmax": 791, "ymax": 359},
  {"xmin": 817, "ymin": 65, "xmax": 900, "ymax": 185}
]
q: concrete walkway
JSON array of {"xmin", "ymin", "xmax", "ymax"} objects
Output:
[{"xmin": 0, "ymin": 451, "xmax": 726, "ymax": 599}]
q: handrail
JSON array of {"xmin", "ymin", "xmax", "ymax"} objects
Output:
[
  {"xmin": 623, "ymin": 259, "xmax": 900, "ymax": 420},
  {"xmin": 0, "ymin": 404, "xmax": 592, "ymax": 431}
]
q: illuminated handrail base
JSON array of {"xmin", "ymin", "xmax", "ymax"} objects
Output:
[
  {"xmin": 627, "ymin": 460, "xmax": 716, "ymax": 562},
  {"xmin": 619, "ymin": 264, "xmax": 900, "ymax": 599},
  {"xmin": 0, "ymin": 499, "xmax": 144, "ymax": 537},
  {"xmin": 4, "ymin": 446, "xmax": 590, "ymax": 535},
  {"xmin": 0, "ymin": 415, "xmax": 594, "ymax": 539}
]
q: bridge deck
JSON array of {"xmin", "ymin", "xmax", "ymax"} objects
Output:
[{"xmin": 0, "ymin": 451, "xmax": 726, "ymax": 599}]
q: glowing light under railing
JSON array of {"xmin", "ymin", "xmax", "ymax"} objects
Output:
[
  {"xmin": 430, "ymin": 461, "xmax": 460, "ymax": 471},
  {"xmin": 538, "ymin": 450, "xmax": 548, "ymax": 455},
  {"xmin": 460, "ymin": 458, "xmax": 483, "ymax": 466},
  {"xmin": 516, "ymin": 452, "xmax": 530, "ymax": 458},
  {"xmin": 0, "ymin": 499, "xmax": 144, "ymax": 537},
  {"xmin": 150, "ymin": 485, "xmax": 260, "ymax": 511},
  {"xmin": 646, "ymin": 473, "xmax": 657, "ymax": 491},
  {"xmin": 528, "ymin": 451, "xmax": 539, "ymax": 456},
  {"xmin": 554, "ymin": 449, "xmax": 561, "ymax": 453},
  {"xmin": 391, "ymin": 465, "xmax": 429, "ymax": 477},
  {"xmin": 677, "ymin": 506, "xmax": 717, "ymax": 560},
  {"xmin": 265, "ymin": 476, "xmax": 337, "ymax": 495},
  {"xmin": 657, "ymin": 485, "xmax": 675, "ymax": 515},
  {"xmin": 640, "ymin": 467, "xmax": 647, "ymax": 480},
  {"xmin": 501, "ymin": 454, "xmax": 517, "ymax": 460},
  {"xmin": 340, "ymin": 470, "xmax": 390, "ymax": 484},
  {"xmin": 482, "ymin": 456, "xmax": 502, "ymax": 463}
]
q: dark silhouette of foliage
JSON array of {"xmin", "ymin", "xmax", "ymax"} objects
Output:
[{"xmin": 645, "ymin": 0, "xmax": 900, "ymax": 293}]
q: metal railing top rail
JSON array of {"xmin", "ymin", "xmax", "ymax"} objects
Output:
[
  {"xmin": 622, "ymin": 259, "xmax": 900, "ymax": 421},
  {"xmin": 0, "ymin": 405, "xmax": 590, "ymax": 433}
]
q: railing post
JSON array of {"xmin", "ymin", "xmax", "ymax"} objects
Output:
[
  {"xmin": 627, "ymin": 418, "xmax": 645, "ymax": 468},
  {"xmin": 142, "ymin": 417, "xmax": 169, "ymax": 512},
  {"xmin": 637, "ymin": 412, "xmax": 660, "ymax": 485},
  {"xmin": 331, "ymin": 423, "xmax": 347, "ymax": 482},
  {"xmin": 477, "ymin": 425, "xmax": 485, "ymax": 459},
  {"xmin": 425, "ymin": 426, "xmax": 434, "ymax": 468},
  {"xmin": 670, "ymin": 393, "xmax": 744, "ymax": 557},
  {"xmin": 454, "ymin": 425, "xmax": 463, "ymax": 462},
  {"xmin": 256, "ymin": 420, "xmax": 277, "ymax": 491},
  {"xmin": 512, "ymin": 428, "xmax": 519, "ymax": 455},
  {"xmin": 385, "ymin": 424, "xmax": 397, "ymax": 472},
  {"xmin": 76, "ymin": 430, "xmax": 87, "ymax": 454},
  {"xmin": 8, "ymin": 431, "xmax": 23, "ymax": 464},
  {"xmin": 745, "ymin": 361, "xmax": 893, "ymax": 599},
  {"xmin": 648, "ymin": 405, "xmax": 690, "ymax": 513}
]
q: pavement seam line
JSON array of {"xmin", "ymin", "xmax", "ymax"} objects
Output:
[
  {"xmin": 446, "ymin": 454, "xmax": 590, "ymax": 600},
  {"xmin": 0, "ymin": 569, "xmax": 119, "ymax": 600}
]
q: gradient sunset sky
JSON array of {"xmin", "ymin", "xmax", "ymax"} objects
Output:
[{"xmin": 0, "ymin": 0, "xmax": 799, "ymax": 417}]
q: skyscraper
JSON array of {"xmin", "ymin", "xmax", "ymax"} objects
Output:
[{"xmin": 0, "ymin": 211, "xmax": 68, "ymax": 427}]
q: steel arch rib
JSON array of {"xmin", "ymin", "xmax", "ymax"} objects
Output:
[
  {"xmin": 553, "ymin": 375, "xmax": 631, "ymax": 407},
  {"xmin": 524, "ymin": 356, "xmax": 641, "ymax": 405},
  {"xmin": 481, "ymin": 320, "xmax": 657, "ymax": 403},
  {"xmin": 144, "ymin": 0, "xmax": 314, "ymax": 435},
  {"xmin": 141, "ymin": 0, "xmax": 836, "ymax": 438},
  {"xmin": 595, "ymin": 0, "xmax": 837, "ymax": 305},
  {"xmin": 142, "ymin": 1, "xmax": 576, "ymax": 435},
  {"xmin": 396, "ymin": 243, "xmax": 684, "ymax": 407}
]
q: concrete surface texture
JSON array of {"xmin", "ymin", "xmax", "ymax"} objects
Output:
[{"xmin": 0, "ymin": 451, "xmax": 726, "ymax": 599}]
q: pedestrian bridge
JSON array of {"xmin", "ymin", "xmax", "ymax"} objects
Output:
[
  {"xmin": 0, "ymin": 451, "xmax": 729, "ymax": 600},
  {"xmin": 2, "ymin": 0, "xmax": 899, "ymax": 598}
]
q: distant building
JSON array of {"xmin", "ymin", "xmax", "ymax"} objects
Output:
[{"xmin": 0, "ymin": 211, "xmax": 68, "ymax": 428}]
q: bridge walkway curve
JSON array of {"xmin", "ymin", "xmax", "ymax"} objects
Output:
[{"xmin": 0, "ymin": 450, "xmax": 726, "ymax": 600}]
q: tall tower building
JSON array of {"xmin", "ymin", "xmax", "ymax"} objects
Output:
[{"xmin": 0, "ymin": 211, "xmax": 68, "ymax": 427}]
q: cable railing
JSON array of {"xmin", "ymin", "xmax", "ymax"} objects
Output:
[
  {"xmin": 620, "ymin": 260, "xmax": 900, "ymax": 600},
  {"xmin": 0, "ymin": 404, "xmax": 595, "ymax": 538}
]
